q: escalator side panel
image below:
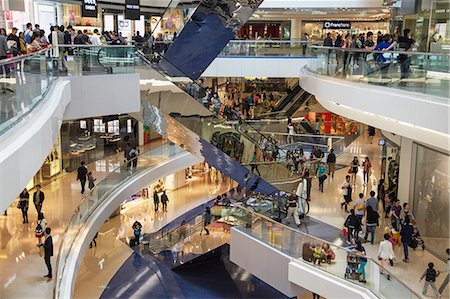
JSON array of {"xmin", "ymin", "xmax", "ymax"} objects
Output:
[
  {"xmin": 142, "ymin": 102, "xmax": 278, "ymax": 195},
  {"xmin": 272, "ymin": 84, "xmax": 301, "ymax": 112},
  {"xmin": 161, "ymin": 1, "xmax": 264, "ymax": 80},
  {"xmin": 285, "ymin": 93, "xmax": 312, "ymax": 117}
]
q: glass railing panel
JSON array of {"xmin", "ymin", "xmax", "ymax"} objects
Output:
[
  {"xmin": 307, "ymin": 45, "xmax": 450, "ymax": 99},
  {"xmin": 230, "ymin": 205, "xmax": 420, "ymax": 299},
  {"xmin": 220, "ymin": 40, "xmax": 322, "ymax": 57},
  {"xmin": 0, "ymin": 48, "xmax": 57, "ymax": 135},
  {"xmin": 54, "ymin": 144, "xmax": 183, "ymax": 299},
  {"xmin": 136, "ymin": 52, "xmax": 301, "ymax": 190}
]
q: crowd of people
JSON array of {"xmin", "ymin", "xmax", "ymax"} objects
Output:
[{"xmin": 321, "ymin": 28, "xmax": 418, "ymax": 81}]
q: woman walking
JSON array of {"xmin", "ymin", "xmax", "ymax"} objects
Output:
[
  {"xmin": 350, "ymin": 156, "xmax": 359, "ymax": 184},
  {"xmin": 19, "ymin": 188, "xmax": 29, "ymax": 223},
  {"xmin": 362, "ymin": 157, "xmax": 371, "ymax": 186}
]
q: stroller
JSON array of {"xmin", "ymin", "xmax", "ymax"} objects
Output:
[
  {"xmin": 344, "ymin": 252, "xmax": 361, "ymax": 280},
  {"xmin": 410, "ymin": 225, "xmax": 426, "ymax": 250}
]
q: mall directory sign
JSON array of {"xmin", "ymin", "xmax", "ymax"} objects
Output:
[
  {"xmin": 82, "ymin": 0, "xmax": 98, "ymax": 17},
  {"xmin": 125, "ymin": 0, "xmax": 140, "ymax": 20}
]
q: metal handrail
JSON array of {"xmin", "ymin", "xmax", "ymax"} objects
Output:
[
  {"xmin": 309, "ymin": 44, "xmax": 450, "ymax": 57},
  {"xmin": 0, "ymin": 46, "xmax": 53, "ymax": 66},
  {"xmin": 234, "ymin": 205, "xmax": 422, "ymax": 298},
  {"xmin": 227, "ymin": 40, "xmax": 324, "ymax": 44}
]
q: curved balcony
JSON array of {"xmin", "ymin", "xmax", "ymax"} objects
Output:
[{"xmin": 300, "ymin": 46, "xmax": 450, "ymax": 151}]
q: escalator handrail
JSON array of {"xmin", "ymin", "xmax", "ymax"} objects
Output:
[{"xmin": 136, "ymin": 50, "xmax": 289, "ymax": 159}]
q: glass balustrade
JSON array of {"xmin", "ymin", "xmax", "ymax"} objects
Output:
[
  {"xmin": 220, "ymin": 40, "xmax": 322, "ymax": 57},
  {"xmin": 0, "ymin": 45, "xmax": 136, "ymax": 137},
  {"xmin": 231, "ymin": 205, "xmax": 421, "ymax": 299},
  {"xmin": 307, "ymin": 45, "xmax": 450, "ymax": 99},
  {"xmin": 54, "ymin": 143, "xmax": 184, "ymax": 299}
]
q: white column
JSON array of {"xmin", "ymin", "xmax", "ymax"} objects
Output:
[
  {"xmin": 138, "ymin": 121, "xmax": 144, "ymax": 146},
  {"xmin": 397, "ymin": 136, "xmax": 413, "ymax": 203},
  {"xmin": 290, "ymin": 18, "xmax": 298, "ymax": 39}
]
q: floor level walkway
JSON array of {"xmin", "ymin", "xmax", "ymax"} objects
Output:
[
  {"xmin": 307, "ymin": 130, "xmax": 448, "ymax": 298},
  {"xmin": 0, "ymin": 141, "xmax": 164, "ymax": 299},
  {"xmin": 73, "ymin": 173, "xmax": 236, "ymax": 299}
]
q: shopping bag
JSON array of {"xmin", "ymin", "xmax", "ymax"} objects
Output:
[{"xmin": 342, "ymin": 227, "xmax": 348, "ymax": 237}]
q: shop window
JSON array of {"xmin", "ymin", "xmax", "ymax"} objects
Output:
[
  {"xmin": 127, "ymin": 119, "xmax": 132, "ymax": 133},
  {"xmin": 93, "ymin": 119, "xmax": 105, "ymax": 133},
  {"xmin": 107, "ymin": 120, "xmax": 120, "ymax": 135}
]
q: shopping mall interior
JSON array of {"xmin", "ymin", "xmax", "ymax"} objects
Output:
[{"xmin": 0, "ymin": 0, "xmax": 449, "ymax": 298}]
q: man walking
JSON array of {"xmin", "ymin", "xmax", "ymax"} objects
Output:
[
  {"xmin": 160, "ymin": 190, "xmax": 169, "ymax": 212},
  {"xmin": 326, "ymin": 148, "xmax": 336, "ymax": 178},
  {"xmin": 285, "ymin": 192, "xmax": 301, "ymax": 227},
  {"xmin": 33, "ymin": 184, "xmax": 45, "ymax": 214},
  {"xmin": 153, "ymin": 190, "xmax": 159, "ymax": 212},
  {"xmin": 77, "ymin": 161, "xmax": 88, "ymax": 194},
  {"xmin": 38, "ymin": 227, "xmax": 53, "ymax": 281}
]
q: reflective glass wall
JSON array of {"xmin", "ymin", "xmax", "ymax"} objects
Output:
[{"xmin": 412, "ymin": 143, "xmax": 450, "ymax": 260}]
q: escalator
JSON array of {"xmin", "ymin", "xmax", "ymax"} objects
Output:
[
  {"xmin": 135, "ymin": 56, "xmax": 307, "ymax": 193},
  {"xmin": 154, "ymin": 0, "xmax": 264, "ymax": 80},
  {"xmin": 299, "ymin": 121, "xmax": 316, "ymax": 134},
  {"xmin": 271, "ymin": 83, "xmax": 302, "ymax": 112},
  {"xmin": 285, "ymin": 91, "xmax": 314, "ymax": 117}
]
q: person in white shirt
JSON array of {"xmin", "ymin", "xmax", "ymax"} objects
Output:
[
  {"xmin": 287, "ymin": 123, "xmax": 295, "ymax": 144},
  {"xmin": 378, "ymin": 233, "xmax": 395, "ymax": 280},
  {"xmin": 90, "ymin": 29, "xmax": 102, "ymax": 46}
]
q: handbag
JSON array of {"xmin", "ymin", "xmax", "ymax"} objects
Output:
[
  {"xmin": 16, "ymin": 202, "xmax": 21, "ymax": 209},
  {"xmin": 348, "ymin": 167, "xmax": 353, "ymax": 174},
  {"xmin": 342, "ymin": 227, "xmax": 348, "ymax": 237}
]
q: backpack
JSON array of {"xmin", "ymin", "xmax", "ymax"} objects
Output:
[
  {"xmin": 35, "ymin": 223, "xmax": 43, "ymax": 237},
  {"xmin": 129, "ymin": 149, "xmax": 137, "ymax": 159},
  {"xmin": 426, "ymin": 268, "xmax": 437, "ymax": 282}
]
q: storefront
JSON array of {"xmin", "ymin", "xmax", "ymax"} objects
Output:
[
  {"xmin": 62, "ymin": 3, "xmax": 101, "ymax": 35},
  {"xmin": 238, "ymin": 21, "xmax": 291, "ymax": 39},
  {"xmin": 302, "ymin": 20, "xmax": 390, "ymax": 41},
  {"xmin": 60, "ymin": 115, "xmax": 140, "ymax": 172},
  {"xmin": 410, "ymin": 143, "xmax": 449, "ymax": 260}
]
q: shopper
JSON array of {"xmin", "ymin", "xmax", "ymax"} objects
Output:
[
  {"xmin": 400, "ymin": 217, "xmax": 413, "ymax": 263},
  {"xmin": 353, "ymin": 240, "xmax": 367, "ymax": 283},
  {"xmin": 326, "ymin": 148, "xmax": 336, "ymax": 178},
  {"xmin": 160, "ymin": 190, "xmax": 169, "ymax": 212},
  {"xmin": 391, "ymin": 199, "xmax": 402, "ymax": 230},
  {"xmin": 344, "ymin": 209, "xmax": 359, "ymax": 244},
  {"xmin": 77, "ymin": 161, "xmax": 88, "ymax": 194},
  {"xmin": 374, "ymin": 34, "xmax": 393, "ymax": 79},
  {"xmin": 35, "ymin": 212, "xmax": 47, "ymax": 244},
  {"xmin": 400, "ymin": 203, "xmax": 415, "ymax": 224},
  {"xmin": 19, "ymin": 188, "xmax": 29, "ymax": 223},
  {"xmin": 323, "ymin": 32, "xmax": 333, "ymax": 46},
  {"xmin": 89, "ymin": 29, "xmax": 102, "ymax": 46},
  {"xmin": 317, "ymin": 162, "xmax": 327, "ymax": 193},
  {"xmin": 353, "ymin": 193, "xmax": 365, "ymax": 237},
  {"xmin": 124, "ymin": 143, "xmax": 132, "ymax": 169},
  {"xmin": 368, "ymin": 126, "xmax": 376, "ymax": 144},
  {"xmin": 153, "ymin": 190, "xmax": 159, "ymax": 212},
  {"xmin": 130, "ymin": 147, "xmax": 139, "ymax": 169},
  {"xmin": 179, "ymin": 221, "xmax": 187, "ymax": 241},
  {"xmin": 396, "ymin": 28, "xmax": 416, "ymax": 83},
  {"xmin": 377, "ymin": 179, "xmax": 387, "ymax": 216},
  {"xmin": 350, "ymin": 156, "xmax": 359, "ymax": 184},
  {"xmin": 340, "ymin": 175, "xmax": 352, "ymax": 212},
  {"xmin": 364, "ymin": 205, "xmax": 379, "ymax": 244},
  {"xmin": 250, "ymin": 150, "xmax": 261, "ymax": 176},
  {"xmin": 285, "ymin": 193, "xmax": 301, "ymax": 227},
  {"xmin": 33, "ymin": 184, "xmax": 45, "ymax": 214},
  {"xmin": 24, "ymin": 23, "xmax": 32, "ymax": 44},
  {"xmin": 378, "ymin": 233, "xmax": 395, "ymax": 280},
  {"xmin": 200, "ymin": 207, "xmax": 211, "ymax": 235},
  {"xmin": 87, "ymin": 172, "xmax": 96, "ymax": 190},
  {"xmin": 132, "ymin": 221, "xmax": 142, "ymax": 245},
  {"xmin": 287, "ymin": 122, "xmax": 295, "ymax": 144},
  {"xmin": 362, "ymin": 157, "xmax": 371, "ymax": 186},
  {"xmin": 90, "ymin": 232, "xmax": 98, "ymax": 248},
  {"xmin": 37, "ymin": 227, "xmax": 53, "ymax": 281},
  {"xmin": 420, "ymin": 262, "xmax": 441, "ymax": 298},
  {"xmin": 366, "ymin": 190, "xmax": 378, "ymax": 212}
]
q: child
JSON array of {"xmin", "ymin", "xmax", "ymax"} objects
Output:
[
  {"xmin": 87, "ymin": 172, "xmax": 96, "ymax": 190},
  {"xmin": 420, "ymin": 262, "xmax": 440, "ymax": 297}
]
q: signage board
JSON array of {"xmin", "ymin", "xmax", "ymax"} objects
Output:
[
  {"xmin": 82, "ymin": 0, "xmax": 97, "ymax": 18},
  {"xmin": 323, "ymin": 21, "xmax": 351, "ymax": 30},
  {"xmin": 125, "ymin": 0, "xmax": 140, "ymax": 20}
]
